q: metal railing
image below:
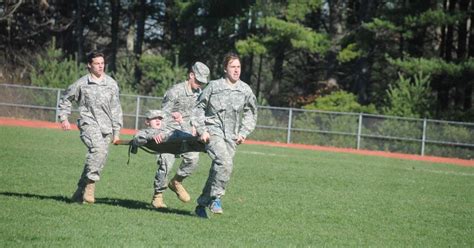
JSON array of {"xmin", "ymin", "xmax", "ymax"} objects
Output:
[{"xmin": 1, "ymin": 83, "xmax": 473, "ymax": 160}]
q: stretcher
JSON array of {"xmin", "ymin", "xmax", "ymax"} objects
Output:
[
  {"xmin": 114, "ymin": 135, "xmax": 206, "ymax": 155},
  {"xmin": 114, "ymin": 133, "xmax": 206, "ymax": 165}
]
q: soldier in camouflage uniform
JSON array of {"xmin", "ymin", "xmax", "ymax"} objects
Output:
[
  {"xmin": 58, "ymin": 51, "xmax": 123, "ymax": 204},
  {"xmin": 192, "ymin": 53, "xmax": 257, "ymax": 218},
  {"xmin": 132, "ymin": 110, "xmax": 167, "ymax": 148},
  {"xmin": 151, "ymin": 61, "xmax": 210, "ymax": 209}
]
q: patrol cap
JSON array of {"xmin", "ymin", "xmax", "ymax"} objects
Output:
[
  {"xmin": 145, "ymin": 110, "xmax": 164, "ymax": 120},
  {"xmin": 192, "ymin": 61, "xmax": 210, "ymax": 84}
]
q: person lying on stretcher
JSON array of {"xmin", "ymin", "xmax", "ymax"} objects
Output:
[
  {"xmin": 132, "ymin": 109, "xmax": 175, "ymax": 147},
  {"xmin": 115, "ymin": 109, "xmax": 205, "ymax": 155}
]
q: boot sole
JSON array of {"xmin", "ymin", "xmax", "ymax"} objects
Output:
[{"xmin": 168, "ymin": 183, "xmax": 191, "ymax": 203}]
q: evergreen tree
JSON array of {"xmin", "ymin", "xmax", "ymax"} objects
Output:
[
  {"xmin": 30, "ymin": 41, "xmax": 86, "ymax": 89},
  {"xmin": 383, "ymin": 72, "xmax": 435, "ymax": 118},
  {"xmin": 236, "ymin": 0, "xmax": 330, "ymax": 107}
]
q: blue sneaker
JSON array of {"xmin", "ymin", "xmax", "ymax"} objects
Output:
[
  {"xmin": 195, "ymin": 205, "xmax": 209, "ymax": 219},
  {"xmin": 210, "ymin": 199, "xmax": 223, "ymax": 214}
]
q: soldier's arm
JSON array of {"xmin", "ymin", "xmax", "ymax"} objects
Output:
[
  {"xmin": 132, "ymin": 129, "xmax": 151, "ymax": 146},
  {"xmin": 58, "ymin": 81, "xmax": 81, "ymax": 130},
  {"xmin": 238, "ymin": 90, "xmax": 258, "ymax": 138},
  {"xmin": 110, "ymin": 82, "xmax": 123, "ymax": 141},
  {"xmin": 191, "ymin": 83, "xmax": 212, "ymax": 136}
]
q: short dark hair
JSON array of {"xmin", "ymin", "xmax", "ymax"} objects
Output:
[
  {"xmin": 87, "ymin": 51, "xmax": 105, "ymax": 64},
  {"xmin": 222, "ymin": 52, "xmax": 240, "ymax": 69}
]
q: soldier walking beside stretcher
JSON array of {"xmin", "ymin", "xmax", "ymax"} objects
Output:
[{"xmin": 58, "ymin": 51, "xmax": 123, "ymax": 204}]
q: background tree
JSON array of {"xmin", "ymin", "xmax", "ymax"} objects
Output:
[
  {"xmin": 383, "ymin": 72, "xmax": 435, "ymax": 118},
  {"xmin": 109, "ymin": 0, "xmax": 120, "ymax": 73},
  {"xmin": 30, "ymin": 41, "xmax": 87, "ymax": 89},
  {"xmin": 0, "ymin": 0, "xmax": 473, "ymax": 121},
  {"xmin": 237, "ymin": 0, "xmax": 330, "ymax": 106}
]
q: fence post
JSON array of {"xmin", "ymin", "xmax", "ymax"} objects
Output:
[
  {"xmin": 287, "ymin": 108, "xmax": 293, "ymax": 144},
  {"xmin": 134, "ymin": 96, "xmax": 141, "ymax": 130},
  {"xmin": 421, "ymin": 118, "xmax": 427, "ymax": 156},
  {"xmin": 55, "ymin": 89, "xmax": 61, "ymax": 123},
  {"xmin": 357, "ymin": 113, "xmax": 363, "ymax": 150}
]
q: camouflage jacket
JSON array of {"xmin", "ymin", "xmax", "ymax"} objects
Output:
[
  {"xmin": 58, "ymin": 74, "xmax": 123, "ymax": 137},
  {"xmin": 132, "ymin": 127, "xmax": 196, "ymax": 148},
  {"xmin": 192, "ymin": 77, "xmax": 257, "ymax": 140},
  {"xmin": 162, "ymin": 81, "xmax": 201, "ymax": 132},
  {"xmin": 132, "ymin": 127, "xmax": 167, "ymax": 147}
]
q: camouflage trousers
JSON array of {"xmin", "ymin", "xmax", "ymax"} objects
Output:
[
  {"xmin": 197, "ymin": 135, "xmax": 237, "ymax": 207},
  {"xmin": 153, "ymin": 151, "xmax": 200, "ymax": 193},
  {"xmin": 77, "ymin": 123, "xmax": 112, "ymax": 188}
]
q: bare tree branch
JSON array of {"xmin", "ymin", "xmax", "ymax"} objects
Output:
[{"xmin": 0, "ymin": 0, "xmax": 23, "ymax": 21}]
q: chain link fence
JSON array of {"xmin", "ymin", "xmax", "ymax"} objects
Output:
[{"xmin": 1, "ymin": 84, "xmax": 473, "ymax": 160}]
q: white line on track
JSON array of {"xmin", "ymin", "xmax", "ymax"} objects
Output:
[
  {"xmin": 406, "ymin": 167, "xmax": 474, "ymax": 177},
  {"xmin": 238, "ymin": 150, "xmax": 284, "ymax": 157}
]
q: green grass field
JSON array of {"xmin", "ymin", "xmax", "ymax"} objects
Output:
[{"xmin": 0, "ymin": 126, "xmax": 473, "ymax": 247}]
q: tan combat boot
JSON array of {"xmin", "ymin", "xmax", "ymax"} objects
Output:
[
  {"xmin": 168, "ymin": 175, "xmax": 191, "ymax": 203},
  {"xmin": 83, "ymin": 179, "xmax": 96, "ymax": 204},
  {"xmin": 71, "ymin": 187, "xmax": 84, "ymax": 203},
  {"xmin": 151, "ymin": 193, "xmax": 167, "ymax": 208}
]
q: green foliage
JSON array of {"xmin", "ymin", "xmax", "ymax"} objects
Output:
[
  {"xmin": 388, "ymin": 56, "xmax": 469, "ymax": 77},
  {"xmin": 256, "ymin": 107, "xmax": 290, "ymax": 129},
  {"xmin": 363, "ymin": 18, "xmax": 399, "ymax": 32},
  {"xmin": 359, "ymin": 117, "xmax": 474, "ymax": 159},
  {"xmin": 260, "ymin": 17, "xmax": 330, "ymax": 54},
  {"xmin": 235, "ymin": 36, "xmax": 268, "ymax": 56},
  {"xmin": 110, "ymin": 55, "xmax": 138, "ymax": 95},
  {"xmin": 236, "ymin": 1, "xmax": 330, "ymax": 59},
  {"xmin": 5, "ymin": 1, "xmax": 474, "ymax": 123},
  {"xmin": 138, "ymin": 54, "xmax": 187, "ymax": 96},
  {"xmin": 404, "ymin": 9, "xmax": 463, "ymax": 27},
  {"xmin": 438, "ymin": 108, "xmax": 474, "ymax": 123},
  {"xmin": 174, "ymin": 0, "xmax": 192, "ymax": 20},
  {"xmin": 286, "ymin": 0, "xmax": 322, "ymax": 22},
  {"xmin": 292, "ymin": 110, "xmax": 359, "ymax": 148},
  {"xmin": 249, "ymin": 128, "xmax": 287, "ymax": 143},
  {"xmin": 383, "ymin": 72, "xmax": 434, "ymax": 118},
  {"xmin": 243, "ymin": 105, "xmax": 359, "ymax": 148},
  {"xmin": 426, "ymin": 121, "xmax": 474, "ymax": 146},
  {"xmin": 362, "ymin": 118, "xmax": 423, "ymax": 154},
  {"xmin": 337, "ymin": 43, "xmax": 362, "ymax": 63},
  {"xmin": 30, "ymin": 42, "xmax": 86, "ymax": 89},
  {"xmin": 425, "ymin": 143, "xmax": 473, "ymax": 160},
  {"xmin": 256, "ymin": 94, "xmax": 269, "ymax": 106},
  {"xmin": 303, "ymin": 91, "xmax": 377, "ymax": 114}
]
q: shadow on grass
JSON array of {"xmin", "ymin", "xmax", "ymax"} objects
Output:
[
  {"xmin": 0, "ymin": 191, "xmax": 71, "ymax": 203},
  {"xmin": 96, "ymin": 197, "xmax": 194, "ymax": 216},
  {"xmin": 0, "ymin": 191, "xmax": 194, "ymax": 217}
]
